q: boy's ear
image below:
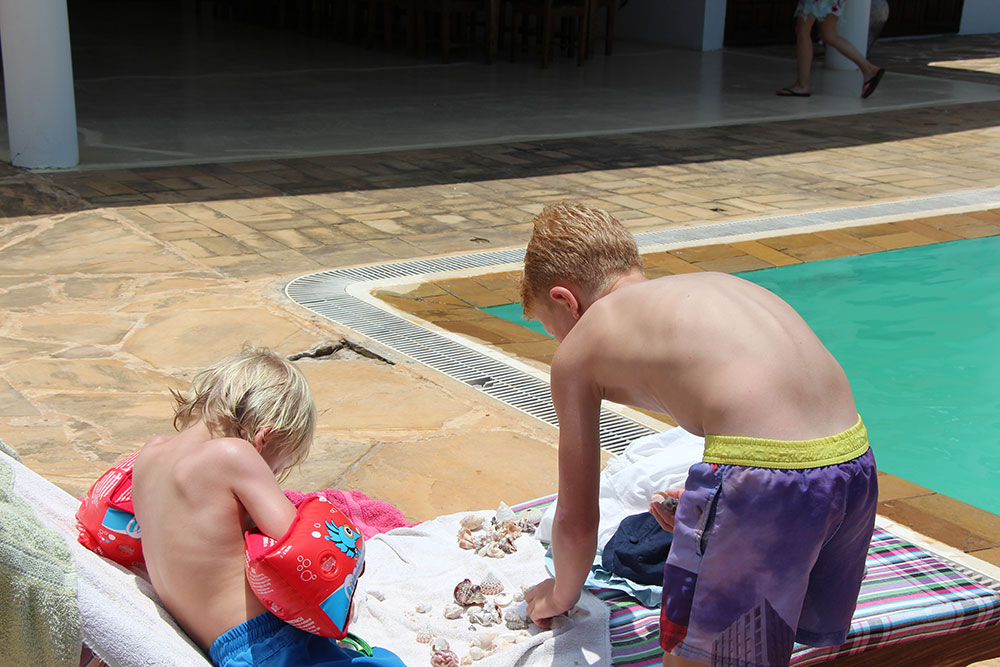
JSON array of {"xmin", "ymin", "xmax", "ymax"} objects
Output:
[
  {"xmin": 252, "ymin": 426, "xmax": 274, "ymax": 452},
  {"xmin": 549, "ymin": 286, "xmax": 582, "ymax": 320}
]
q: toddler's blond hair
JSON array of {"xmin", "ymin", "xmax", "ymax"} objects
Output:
[
  {"xmin": 171, "ymin": 347, "xmax": 316, "ymax": 479},
  {"xmin": 520, "ymin": 203, "xmax": 643, "ymax": 318}
]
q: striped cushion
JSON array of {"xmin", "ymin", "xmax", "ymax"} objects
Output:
[{"xmin": 514, "ymin": 497, "xmax": 1000, "ymax": 666}]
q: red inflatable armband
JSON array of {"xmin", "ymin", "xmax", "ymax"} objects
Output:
[
  {"xmin": 75, "ymin": 450, "xmax": 144, "ymax": 569},
  {"xmin": 245, "ymin": 495, "xmax": 365, "ymax": 638}
]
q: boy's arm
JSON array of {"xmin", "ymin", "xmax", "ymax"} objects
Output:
[
  {"xmin": 526, "ymin": 354, "xmax": 603, "ymax": 627},
  {"xmin": 226, "ymin": 440, "xmax": 297, "ymax": 540}
]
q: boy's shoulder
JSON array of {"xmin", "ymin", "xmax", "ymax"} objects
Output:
[
  {"xmin": 142, "ymin": 433, "xmax": 258, "ymax": 467},
  {"xmin": 198, "ymin": 436, "xmax": 260, "ymax": 463}
]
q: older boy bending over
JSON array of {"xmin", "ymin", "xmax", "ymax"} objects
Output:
[{"xmin": 522, "ymin": 204, "xmax": 877, "ymax": 667}]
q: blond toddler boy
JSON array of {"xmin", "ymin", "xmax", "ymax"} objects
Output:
[{"xmin": 119, "ymin": 347, "xmax": 401, "ymax": 666}]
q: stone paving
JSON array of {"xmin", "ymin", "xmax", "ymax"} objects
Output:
[{"xmin": 1, "ymin": 40, "xmax": 999, "ymax": 546}]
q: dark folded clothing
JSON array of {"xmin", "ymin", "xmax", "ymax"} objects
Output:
[{"xmin": 602, "ymin": 512, "xmax": 673, "ymax": 586}]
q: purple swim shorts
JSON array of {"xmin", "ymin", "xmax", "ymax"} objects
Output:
[{"xmin": 660, "ymin": 417, "xmax": 878, "ymax": 667}]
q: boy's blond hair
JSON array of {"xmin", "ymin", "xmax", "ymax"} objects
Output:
[
  {"xmin": 171, "ymin": 347, "xmax": 316, "ymax": 479},
  {"xmin": 520, "ymin": 203, "xmax": 643, "ymax": 318}
]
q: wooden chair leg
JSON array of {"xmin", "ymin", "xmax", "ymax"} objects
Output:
[
  {"xmin": 367, "ymin": 0, "xmax": 378, "ymax": 46},
  {"xmin": 541, "ymin": 0, "xmax": 553, "ymax": 68},
  {"xmin": 405, "ymin": 0, "xmax": 417, "ymax": 54},
  {"xmin": 605, "ymin": 0, "xmax": 614, "ymax": 56},
  {"xmin": 441, "ymin": 8, "xmax": 451, "ymax": 63},
  {"xmin": 417, "ymin": 7, "xmax": 427, "ymax": 57},
  {"xmin": 509, "ymin": 9, "xmax": 519, "ymax": 61}
]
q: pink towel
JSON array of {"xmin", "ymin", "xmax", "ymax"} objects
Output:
[{"xmin": 284, "ymin": 489, "xmax": 415, "ymax": 539}]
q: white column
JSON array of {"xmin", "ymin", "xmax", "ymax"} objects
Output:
[
  {"xmin": 702, "ymin": 0, "xmax": 727, "ymax": 51},
  {"xmin": 960, "ymin": 0, "xmax": 1000, "ymax": 35},
  {"xmin": 0, "ymin": 0, "xmax": 79, "ymax": 168},
  {"xmin": 825, "ymin": 0, "xmax": 871, "ymax": 71}
]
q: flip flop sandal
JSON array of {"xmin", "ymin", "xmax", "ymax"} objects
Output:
[
  {"xmin": 862, "ymin": 69, "xmax": 885, "ymax": 98},
  {"xmin": 776, "ymin": 87, "xmax": 811, "ymax": 97}
]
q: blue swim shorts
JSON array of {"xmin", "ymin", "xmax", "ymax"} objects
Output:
[
  {"xmin": 660, "ymin": 417, "xmax": 878, "ymax": 667},
  {"xmin": 209, "ymin": 612, "xmax": 405, "ymax": 667}
]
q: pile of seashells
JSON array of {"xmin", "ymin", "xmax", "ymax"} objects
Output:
[
  {"xmin": 408, "ymin": 572, "xmax": 535, "ymax": 664},
  {"xmin": 456, "ymin": 503, "xmax": 543, "ymax": 558},
  {"xmin": 450, "ymin": 575, "xmax": 531, "ymax": 631},
  {"xmin": 391, "ymin": 504, "xmax": 548, "ymax": 665}
]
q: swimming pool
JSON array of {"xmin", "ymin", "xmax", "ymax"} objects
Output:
[{"xmin": 484, "ymin": 235, "xmax": 1000, "ymax": 515}]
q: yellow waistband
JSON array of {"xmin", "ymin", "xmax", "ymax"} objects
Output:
[{"xmin": 703, "ymin": 416, "xmax": 868, "ymax": 469}]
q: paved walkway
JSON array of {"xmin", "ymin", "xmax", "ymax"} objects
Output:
[{"xmin": 1, "ymin": 40, "xmax": 998, "ymax": 554}]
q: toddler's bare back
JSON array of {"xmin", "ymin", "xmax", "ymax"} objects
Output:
[{"xmin": 132, "ymin": 426, "xmax": 270, "ymax": 651}]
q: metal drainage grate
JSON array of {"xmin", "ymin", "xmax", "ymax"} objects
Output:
[{"xmin": 286, "ymin": 187, "xmax": 1000, "ymax": 455}]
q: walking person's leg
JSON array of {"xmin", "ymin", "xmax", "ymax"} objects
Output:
[
  {"xmin": 777, "ymin": 15, "xmax": 817, "ymax": 96},
  {"xmin": 817, "ymin": 15, "xmax": 885, "ymax": 97}
]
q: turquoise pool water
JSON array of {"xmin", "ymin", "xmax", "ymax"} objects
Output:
[{"xmin": 483, "ymin": 235, "xmax": 1000, "ymax": 515}]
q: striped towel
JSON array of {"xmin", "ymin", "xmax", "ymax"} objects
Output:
[{"xmin": 514, "ymin": 497, "xmax": 1000, "ymax": 666}]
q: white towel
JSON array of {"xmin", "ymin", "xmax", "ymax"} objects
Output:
[
  {"xmin": 3, "ymin": 449, "xmax": 209, "ymax": 667},
  {"xmin": 350, "ymin": 509, "xmax": 611, "ymax": 666},
  {"xmin": 537, "ymin": 426, "xmax": 705, "ymax": 549}
]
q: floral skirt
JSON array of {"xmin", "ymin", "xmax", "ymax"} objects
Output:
[{"xmin": 795, "ymin": 0, "xmax": 845, "ymax": 20}]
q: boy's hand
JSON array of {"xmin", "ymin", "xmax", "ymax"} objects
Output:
[
  {"xmin": 525, "ymin": 578, "xmax": 577, "ymax": 629},
  {"xmin": 649, "ymin": 488, "xmax": 683, "ymax": 532}
]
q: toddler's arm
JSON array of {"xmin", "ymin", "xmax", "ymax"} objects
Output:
[{"xmin": 227, "ymin": 441, "xmax": 297, "ymax": 539}]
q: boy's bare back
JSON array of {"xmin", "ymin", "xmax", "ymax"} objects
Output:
[
  {"xmin": 132, "ymin": 422, "xmax": 296, "ymax": 651},
  {"xmin": 551, "ymin": 271, "xmax": 858, "ymax": 442}
]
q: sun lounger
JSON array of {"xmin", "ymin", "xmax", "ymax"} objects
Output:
[
  {"xmin": 4, "ymin": 440, "xmax": 999, "ymax": 667},
  {"xmin": 514, "ymin": 495, "xmax": 1000, "ymax": 667},
  {"xmin": 1, "ymin": 444, "xmax": 208, "ymax": 667}
]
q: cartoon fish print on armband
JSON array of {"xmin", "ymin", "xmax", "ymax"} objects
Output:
[{"xmin": 324, "ymin": 520, "xmax": 361, "ymax": 558}]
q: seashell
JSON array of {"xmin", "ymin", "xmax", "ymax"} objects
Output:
[
  {"xmin": 416, "ymin": 630, "xmax": 434, "ymax": 644},
  {"xmin": 470, "ymin": 631, "xmax": 496, "ymax": 650},
  {"xmin": 430, "ymin": 637, "xmax": 450, "ymax": 652},
  {"xmin": 443, "ymin": 603, "xmax": 465, "ymax": 620},
  {"xmin": 484, "ymin": 600, "xmax": 501, "ymax": 619},
  {"xmin": 460, "ymin": 514, "xmax": 485, "ymax": 531},
  {"xmin": 430, "ymin": 649, "xmax": 460, "ymax": 667},
  {"xmin": 512, "ymin": 590, "xmax": 524, "ymax": 602},
  {"xmin": 494, "ymin": 502, "xmax": 516, "ymax": 523},
  {"xmin": 470, "ymin": 599, "xmax": 502, "ymax": 626},
  {"xmin": 367, "ymin": 589, "xmax": 386, "ymax": 601},
  {"xmin": 493, "ymin": 592, "xmax": 513, "ymax": 607},
  {"xmin": 458, "ymin": 537, "xmax": 477, "ymax": 550},
  {"xmin": 454, "ymin": 579, "xmax": 486, "ymax": 606},
  {"xmin": 504, "ymin": 609, "xmax": 529, "ymax": 630},
  {"xmin": 479, "ymin": 543, "xmax": 506, "ymax": 559},
  {"xmin": 461, "ymin": 657, "xmax": 472, "ymax": 666},
  {"xmin": 479, "ymin": 572, "xmax": 503, "ymax": 595},
  {"xmin": 652, "ymin": 491, "xmax": 678, "ymax": 513},
  {"xmin": 518, "ymin": 508, "xmax": 543, "ymax": 525},
  {"xmin": 465, "ymin": 605, "xmax": 482, "ymax": 617},
  {"xmin": 416, "ymin": 602, "xmax": 432, "ymax": 614},
  {"xmin": 457, "ymin": 527, "xmax": 474, "ymax": 542},
  {"xmin": 468, "ymin": 609, "xmax": 495, "ymax": 627},
  {"xmin": 497, "ymin": 535, "xmax": 517, "ymax": 554},
  {"xmin": 500, "ymin": 521, "xmax": 522, "ymax": 538},
  {"xmin": 469, "ymin": 646, "xmax": 486, "ymax": 661}
]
